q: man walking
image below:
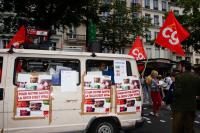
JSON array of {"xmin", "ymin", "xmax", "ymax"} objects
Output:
[{"xmin": 172, "ymin": 60, "xmax": 200, "ymax": 133}]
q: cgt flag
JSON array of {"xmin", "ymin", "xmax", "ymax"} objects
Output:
[
  {"xmin": 6, "ymin": 26, "xmax": 26, "ymax": 48},
  {"xmin": 128, "ymin": 36, "xmax": 147, "ymax": 60},
  {"xmin": 155, "ymin": 10, "xmax": 190, "ymax": 56}
]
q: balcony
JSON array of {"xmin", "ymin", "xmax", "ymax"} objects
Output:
[
  {"xmin": 131, "ymin": 3, "xmax": 141, "ymax": 8},
  {"xmin": 66, "ymin": 34, "xmax": 86, "ymax": 44}
]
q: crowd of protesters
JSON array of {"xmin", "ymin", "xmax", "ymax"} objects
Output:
[{"xmin": 140, "ymin": 60, "xmax": 200, "ymax": 133}]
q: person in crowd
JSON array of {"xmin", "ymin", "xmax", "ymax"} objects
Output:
[
  {"xmin": 146, "ymin": 70, "xmax": 158, "ymax": 105},
  {"xmin": 99, "ymin": 62, "xmax": 114, "ymax": 84},
  {"xmin": 149, "ymin": 70, "xmax": 162, "ymax": 117},
  {"xmin": 157, "ymin": 74, "xmax": 165, "ymax": 99},
  {"xmin": 140, "ymin": 75, "xmax": 149, "ymax": 104},
  {"xmin": 172, "ymin": 60, "xmax": 200, "ymax": 133},
  {"xmin": 163, "ymin": 72, "xmax": 173, "ymax": 110},
  {"xmin": 164, "ymin": 72, "xmax": 175, "ymax": 111}
]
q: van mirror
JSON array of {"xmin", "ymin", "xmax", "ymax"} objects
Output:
[{"xmin": 0, "ymin": 88, "xmax": 3, "ymax": 100}]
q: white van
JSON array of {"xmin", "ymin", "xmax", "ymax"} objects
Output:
[{"xmin": 0, "ymin": 49, "xmax": 143, "ymax": 133}]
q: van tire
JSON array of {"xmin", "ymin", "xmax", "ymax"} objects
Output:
[{"xmin": 89, "ymin": 119, "xmax": 119, "ymax": 133}]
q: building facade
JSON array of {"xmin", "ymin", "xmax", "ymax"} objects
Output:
[{"xmin": 0, "ymin": 0, "xmax": 199, "ymax": 66}]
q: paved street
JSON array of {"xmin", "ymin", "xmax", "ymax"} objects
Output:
[
  {"xmin": 70, "ymin": 105, "xmax": 200, "ymax": 133},
  {"xmin": 125, "ymin": 105, "xmax": 200, "ymax": 133}
]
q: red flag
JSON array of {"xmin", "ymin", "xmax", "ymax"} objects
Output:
[
  {"xmin": 155, "ymin": 10, "xmax": 190, "ymax": 56},
  {"xmin": 128, "ymin": 36, "xmax": 147, "ymax": 60},
  {"xmin": 6, "ymin": 26, "xmax": 26, "ymax": 48}
]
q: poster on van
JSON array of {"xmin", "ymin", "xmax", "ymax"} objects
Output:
[
  {"xmin": 14, "ymin": 73, "xmax": 52, "ymax": 118},
  {"xmin": 83, "ymin": 75, "xmax": 112, "ymax": 113},
  {"xmin": 116, "ymin": 76, "xmax": 142, "ymax": 113}
]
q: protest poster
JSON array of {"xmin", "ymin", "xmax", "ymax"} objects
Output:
[
  {"xmin": 14, "ymin": 73, "xmax": 52, "ymax": 119},
  {"xmin": 115, "ymin": 76, "xmax": 142, "ymax": 113},
  {"xmin": 83, "ymin": 75, "xmax": 112, "ymax": 113}
]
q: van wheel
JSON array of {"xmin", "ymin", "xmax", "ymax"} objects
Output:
[{"xmin": 89, "ymin": 120, "xmax": 119, "ymax": 133}]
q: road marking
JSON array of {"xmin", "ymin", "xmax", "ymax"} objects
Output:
[
  {"xmin": 194, "ymin": 121, "xmax": 200, "ymax": 124},
  {"xmin": 143, "ymin": 116, "xmax": 150, "ymax": 121},
  {"xmin": 160, "ymin": 120, "xmax": 166, "ymax": 123},
  {"xmin": 146, "ymin": 121, "xmax": 152, "ymax": 124}
]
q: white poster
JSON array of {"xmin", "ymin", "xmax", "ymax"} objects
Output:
[
  {"xmin": 17, "ymin": 73, "xmax": 30, "ymax": 83},
  {"xmin": 114, "ymin": 60, "xmax": 127, "ymax": 83},
  {"xmin": 61, "ymin": 70, "xmax": 78, "ymax": 92}
]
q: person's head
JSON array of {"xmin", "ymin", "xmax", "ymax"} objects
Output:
[
  {"xmin": 99, "ymin": 63, "xmax": 106, "ymax": 71},
  {"xmin": 151, "ymin": 70, "xmax": 158, "ymax": 78},
  {"xmin": 30, "ymin": 74, "xmax": 38, "ymax": 83},
  {"xmin": 178, "ymin": 60, "xmax": 192, "ymax": 72},
  {"xmin": 158, "ymin": 75, "xmax": 162, "ymax": 80}
]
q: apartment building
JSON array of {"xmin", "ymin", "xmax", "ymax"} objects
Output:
[{"xmin": 0, "ymin": 0, "xmax": 199, "ymax": 66}]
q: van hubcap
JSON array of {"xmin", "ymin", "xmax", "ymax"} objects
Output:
[{"xmin": 98, "ymin": 125, "xmax": 112, "ymax": 133}]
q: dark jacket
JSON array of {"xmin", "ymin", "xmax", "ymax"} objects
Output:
[{"xmin": 172, "ymin": 71, "xmax": 200, "ymax": 112}]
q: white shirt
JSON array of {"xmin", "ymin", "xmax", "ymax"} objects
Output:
[{"xmin": 164, "ymin": 76, "xmax": 172, "ymax": 90}]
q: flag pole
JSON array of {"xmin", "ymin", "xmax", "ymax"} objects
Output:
[{"xmin": 141, "ymin": 42, "xmax": 156, "ymax": 77}]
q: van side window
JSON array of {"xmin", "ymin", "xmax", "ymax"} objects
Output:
[
  {"xmin": 126, "ymin": 61, "xmax": 132, "ymax": 76},
  {"xmin": 14, "ymin": 57, "xmax": 80, "ymax": 86},
  {"xmin": 86, "ymin": 60, "xmax": 133, "ymax": 84},
  {"xmin": 86, "ymin": 60, "xmax": 114, "ymax": 83},
  {"xmin": 0, "ymin": 57, "xmax": 3, "ymax": 83}
]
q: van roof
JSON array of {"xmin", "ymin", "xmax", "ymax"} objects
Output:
[{"xmin": 0, "ymin": 49, "xmax": 134, "ymax": 60}]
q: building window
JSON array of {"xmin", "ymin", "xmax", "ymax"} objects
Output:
[
  {"xmin": 68, "ymin": 23, "xmax": 76, "ymax": 39},
  {"xmin": 133, "ymin": 12, "xmax": 139, "ymax": 18},
  {"xmin": 162, "ymin": 1, "xmax": 167, "ymax": 11},
  {"xmin": 0, "ymin": 39, "xmax": 9, "ymax": 48},
  {"xmin": 145, "ymin": 13, "xmax": 151, "ymax": 21},
  {"xmin": 162, "ymin": 16, "xmax": 165, "ymax": 25},
  {"xmin": 196, "ymin": 58, "xmax": 200, "ymax": 64},
  {"xmin": 144, "ymin": 0, "xmax": 150, "ymax": 8},
  {"xmin": 155, "ymin": 47, "xmax": 160, "ymax": 58},
  {"xmin": 153, "ymin": 0, "xmax": 158, "ymax": 10},
  {"xmin": 174, "ymin": 10, "xmax": 179, "ymax": 16},
  {"xmin": 146, "ymin": 48, "xmax": 152, "ymax": 58},
  {"xmin": 164, "ymin": 50, "xmax": 169, "ymax": 58},
  {"xmin": 103, "ymin": 0, "xmax": 111, "ymax": 4},
  {"xmin": 176, "ymin": 56, "xmax": 182, "ymax": 62},
  {"xmin": 146, "ymin": 31, "xmax": 151, "ymax": 42},
  {"xmin": 154, "ymin": 32, "xmax": 158, "ymax": 39},
  {"xmin": 185, "ymin": 57, "xmax": 191, "ymax": 62},
  {"xmin": 103, "ymin": 12, "xmax": 109, "ymax": 17},
  {"xmin": 132, "ymin": 0, "xmax": 139, "ymax": 4},
  {"xmin": 154, "ymin": 15, "xmax": 159, "ymax": 26}
]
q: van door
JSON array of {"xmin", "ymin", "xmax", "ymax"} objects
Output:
[{"xmin": 0, "ymin": 55, "xmax": 7, "ymax": 132}]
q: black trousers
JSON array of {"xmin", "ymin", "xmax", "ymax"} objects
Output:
[{"xmin": 172, "ymin": 111, "xmax": 195, "ymax": 133}]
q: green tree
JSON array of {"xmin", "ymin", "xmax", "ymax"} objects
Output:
[
  {"xmin": 175, "ymin": 0, "xmax": 200, "ymax": 53},
  {"xmin": 97, "ymin": 0, "xmax": 151, "ymax": 53},
  {"xmin": 0, "ymin": 0, "xmax": 88, "ymax": 33}
]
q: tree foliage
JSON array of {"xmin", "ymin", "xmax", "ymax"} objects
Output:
[
  {"xmin": 0, "ymin": 0, "xmax": 88, "ymax": 32},
  {"xmin": 175, "ymin": 0, "xmax": 200, "ymax": 53},
  {"xmin": 97, "ymin": 0, "xmax": 151, "ymax": 53},
  {"xmin": 0, "ymin": 0, "xmax": 151, "ymax": 52}
]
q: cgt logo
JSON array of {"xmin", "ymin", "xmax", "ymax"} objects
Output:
[
  {"xmin": 131, "ymin": 48, "xmax": 145, "ymax": 60},
  {"xmin": 162, "ymin": 27, "xmax": 179, "ymax": 45}
]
